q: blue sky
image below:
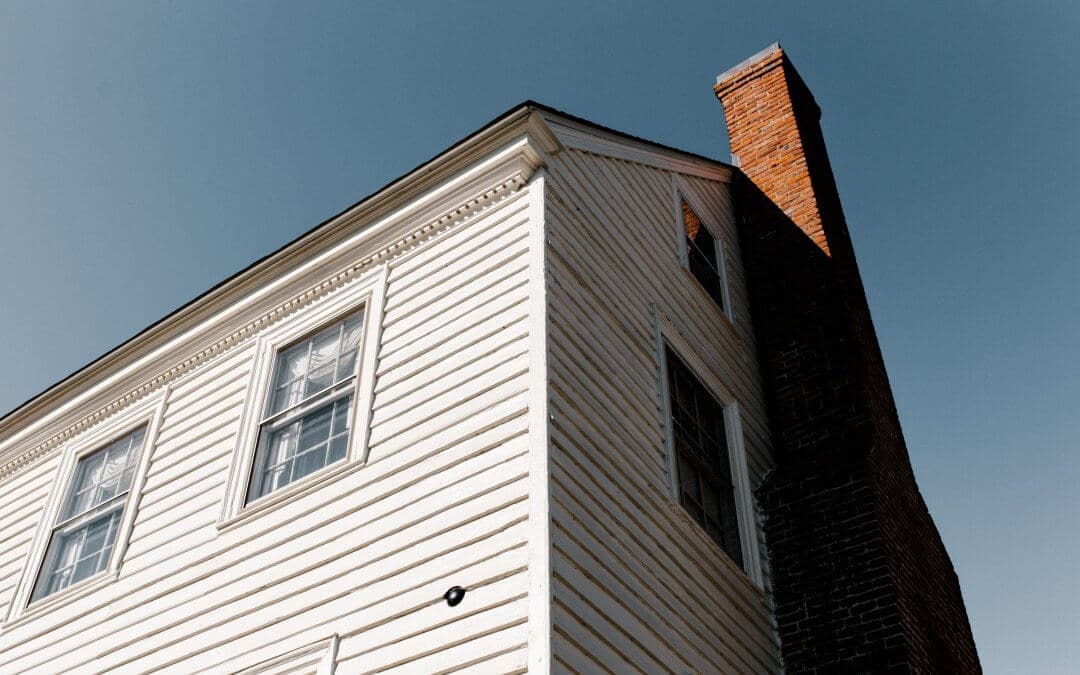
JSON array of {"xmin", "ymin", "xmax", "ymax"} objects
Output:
[{"xmin": 1, "ymin": 2, "xmax": 1076, "ymax": 670}]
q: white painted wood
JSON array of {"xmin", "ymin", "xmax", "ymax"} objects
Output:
[
  {"xmin": 524, "ymin": 170, "xmax": 553, "ymax": 675},
  {"xmin": 0, "ymin": 132, "xmax": 543, "ymax": 469},
  {"xmin": 4, "ymin": 388, "xmax": 169, "ymax": 628},
  {"xmin": 0, "ymin": 110, "xmax": 781, "ymax": 674},
  {"xmin": 233, "ymin": 634, "xmax": 339, "ymax": 674},
  {"xmin": 0, "ymin": 134, "xmax": 541, "ymax": 673},
  {"xmin": 543, "ymin": 147, "xmax": 781, "ymax": 673},
  {"xmin": 218, "ymin": 264, "xmax": 388, "ymax": 528}
]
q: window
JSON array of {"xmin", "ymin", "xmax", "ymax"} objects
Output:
[
  {"xmin": 247, "ymin": 309, "xmax": 365, "ymax": 503},
  {"xmin": 680, "ymin": 197, "xmax": 728, "ymax": 313},
  {"xmin": 235, "ymin": 634, "xmax": 339, "ymax": 674},
  {"xmin": 219, "ymin": 268, "xmax": 385, "ymax": 527},
  {"xmin": 664, "ymin": 347, "xmax": 744, "ymax": 567},
  {"xmin": 32, "ymin": 426, "xmax": 147, "ymax": 603}
]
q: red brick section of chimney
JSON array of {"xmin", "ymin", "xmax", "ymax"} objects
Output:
[{"xmin": 715, "ymin": 44, "xmax": 981, "ymax": 673}]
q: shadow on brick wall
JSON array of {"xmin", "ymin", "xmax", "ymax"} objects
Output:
[{"xmin": 735, "ymin": 177, "xmax": 981, "ymax": 674}]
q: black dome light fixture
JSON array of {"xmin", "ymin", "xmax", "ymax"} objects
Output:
[{"xmin": 443, "ymin": 586, "xmax": 466, "ymax": 607}]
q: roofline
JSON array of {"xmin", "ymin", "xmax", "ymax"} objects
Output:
[{"xmin": 0, "ymin": 100, "xmax": 736, "ymax": 431}]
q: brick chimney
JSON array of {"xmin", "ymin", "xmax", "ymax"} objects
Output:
[{"xmin": 715, "ymin": 45, "xmax": 981, "ymax": 673}]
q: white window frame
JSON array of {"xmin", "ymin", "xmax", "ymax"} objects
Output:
[
  {"xmin": 4, "ymin": 388, "xmax": 167, "ymax": 626},
  {"xmin": 234, "ymin": 634, "xmax": 339, "ymax": 674},
  {"xmin": 671, "ymin": 177, "xmax": 734, "ymax": 324},
  {"xmin": 218, "ymin": 265, "xmax": 387, "ymax": 529},
  {"xmin": 653, "ymin": 309, "xmax": 763, "ymax": 587}
]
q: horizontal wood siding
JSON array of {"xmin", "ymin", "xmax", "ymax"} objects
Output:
[
  {"xmin": 0, "ymin": 177, "xmax": 539, "ymax": 673},
  {"xmin": 544, "ymin": 148, "xmax": 782, "ymax": 673}
]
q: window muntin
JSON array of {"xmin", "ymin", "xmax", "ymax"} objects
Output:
[
  {"xmin": 665, "ymin": 347, "xmax": 743, "ymax": 567},
  {"xmin": 682, "ymin": 199, "xmax": 726, "ymax": 311},
  {"xmin": 32, "ymin": 427, "xmax": 146, "ymax": 603},
  {"xmin": 247, "ymin": 309, "xmax": 365, "ymax": 503}
]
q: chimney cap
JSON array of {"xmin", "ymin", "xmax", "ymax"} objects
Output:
[{"xmin": 715, "ymin": 42, "xmax": 783, "ymax": 86}]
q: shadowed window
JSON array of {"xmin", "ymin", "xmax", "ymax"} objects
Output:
[
  {"xmin": 665, "ymin": 347, "xmax": 743, "ymax": 567},
  {"xmin": 682, "ymin": 199, "xmax": 726, "ymax": 311}
]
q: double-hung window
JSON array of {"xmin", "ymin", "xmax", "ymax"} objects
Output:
[
  {"xmin": 681, "ymin": 197, "xmax": 729, "ymax": 314},
  {"xmin": 247, "ymin": 309, "xmax": 365, "ymax": 503},
  {"xmin": 32, "ymin": 426, "xmax": 147, "ymax": 602},
  {"xmin": 664, "ymin": 347, "xmax": 744, "ymax": 568}
]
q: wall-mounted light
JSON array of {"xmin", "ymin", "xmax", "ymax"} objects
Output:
[{"xmin": 443, "ymin": 586, "xmax": 466, "ymax": 607}]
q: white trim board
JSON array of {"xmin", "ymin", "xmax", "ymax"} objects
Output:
[
  {"xmin": 233, "ymin": 634, "xmax": 339, "ymax": 675},
  {"xmin": 542, "ymin": 115, "xmax": 733, "ymax": 183},
  {"xmin": 524, "ymin": 170, "xmax": 553, "ymax": 674}
]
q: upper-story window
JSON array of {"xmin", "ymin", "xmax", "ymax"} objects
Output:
[
  {"xmin": 680, "ymin": 196, "xmax": 730, "ymax": 316},
  {"xmin": 219, "ymin": 268, "xmax": 385, "ymax": 527},
  {"xmin": 247, "ymin": 309, "xmax": 365, "ymax": 503},
  {"xmin": 32, "ymin": 426, "xmax": 147, "ymax": 602},
  {"xmin": 663, "ymin": 346, "xmax": 744, "ymax": 568}
]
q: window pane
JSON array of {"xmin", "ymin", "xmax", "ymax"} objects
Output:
[
  {"xmin": 682, "ymin": 200, "xmax": 725, "ymax": 310},
  {"xmin": 666, "ymin": 348, "xmax": 743, "ymax": 567},
  {"xmin": 33, "ymin": 508, "xmax": 122, "ymax": 601},
  {"xmin": 271, "ymin": 379, "xmax": 306, "ymax": 416},
  {"xmin": 328, "ymin": 435, "xmax": 348, "ymax": 464},
  {"xmin": 342, "ymin": 313, "xmax": 365, "ymax": 351},
  {"xmin": 267, "ymin": 309, "xmax": 364, "ymax": 417},
  {"xmin": 682, "ymin": 200, "xmax": 704, "ymax": 241},
  {"xmin": 297, "ymin": 405, "xmax": 333, "ymax": 454},
  {"xmin": 249, "ymin": 394, "xmax": 353, "ymax": 502},
  {"xmin": 275, "ymin": 342, "xmax": 311, "ymax": 389},
  {"xmin": 308, "ymin": 325, "xmax": 341, "ymax": 373},
  {"xmin": 62, "ymin": 428, "xmax": 144, "ymax": 521},
  {"xmin": 69, "ymin": 452, "xmax": 106, "ymax": 502},
  {"xmin": 304, "ymin": 363, "xmax": 337, "ymax": 399},
  {"xmin": 335, "ymin": 349, "xmax": 358, "ymax": 382},
  {"xmin": 293, "ymin": 445, "xmax": 329, "ymax": 482}
]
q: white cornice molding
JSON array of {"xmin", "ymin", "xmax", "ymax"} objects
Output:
[
  {"xmin": 0, "ymin": 134, "xmax": 543, "ymax": 482},
  {"xmin": 541, "ymin": 114, "xmax": 733, "ymax": 183},
  {"xmin": 525, "ymin": 111, "xmax": 564, "ymax": 156}
]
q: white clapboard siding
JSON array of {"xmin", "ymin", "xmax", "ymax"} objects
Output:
[
  {"xmin": 0, "ymin": 456, "xmax": 59, "ymax": 613},
  {"xmin": 0, "ymin": 112, "xmax": 785, "ymax": 674},
  {"xmin": 544, "ymin": 148, "xmax": 782, "ymax": 673},
  {"xmin": 0, "ymin": 168, "xmax": 542, "ymax": 673}
]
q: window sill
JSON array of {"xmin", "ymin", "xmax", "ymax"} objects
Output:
[
  {"xmin": 2, "ymin": 567, "xmax": 118, "ymax": 633},
  {"xmin": 216, "ymin": 456, "xmax": 365, "ymax": 533},
  {"xmin": 665, "ymin": 497, "xmax": 762, "ymax": 595}
]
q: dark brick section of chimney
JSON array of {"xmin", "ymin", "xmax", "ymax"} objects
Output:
[{"xmin": 716, "ymin": 45, "xmax": 980, "ymax": 673}]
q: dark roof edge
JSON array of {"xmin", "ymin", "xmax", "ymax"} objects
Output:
[{"xmin": 0, "ymin": 100, "xmax": 736, "ymax": 430}]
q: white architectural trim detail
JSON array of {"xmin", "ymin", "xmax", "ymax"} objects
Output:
[
  {"xmin": 524, "ymin": 170, "xmax": 552, "ymax": 674},
  {"xmin": 525, "ymin": 111, "xmax": 564, "ymax": 157},
  {"xmin": 234, "ymin": 634, "xmax": 340, "ymax": 674},
  {"xmin": 3, "ymin": 386, "xmax": 170, "ymax": 627},
  {"xmin": 652, "ymin": 309, "xmax": 764, "ymax": 588},
  {"xmin": 543, "ymin": 115, "xmax": 733, "ymax": 182},
  {"xmin": 0, "ymin": 149, "xmax": 538, "ymax": 484},
  {"xmin": 218, "ymin": 265, "xmax": 388, "ymax": 529}
]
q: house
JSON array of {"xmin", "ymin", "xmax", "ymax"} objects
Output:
[{"xmin": 0, "ymin": 45, "xmax": 979, "ymax": 673}]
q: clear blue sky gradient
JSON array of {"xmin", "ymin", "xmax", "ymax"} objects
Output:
[{"xmin": 1, "ymin": 2, "xmax": 1076, "ymax": 670}]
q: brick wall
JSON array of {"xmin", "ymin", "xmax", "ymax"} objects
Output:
[{"xmin": 715, "ymin": 44, "xmax": 980, "ymax": 673}]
